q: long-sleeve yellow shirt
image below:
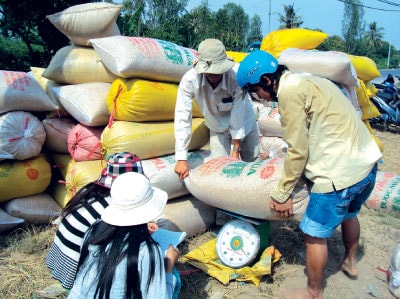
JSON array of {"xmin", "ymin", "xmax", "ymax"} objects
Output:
[{"xmin": 271, "ymin": 71, "xmax": 382, "ymax": 203}]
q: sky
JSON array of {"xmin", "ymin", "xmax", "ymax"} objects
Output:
[{"xmin": 186, "ymin": 0, "xmax": 400, "ymax": 50}]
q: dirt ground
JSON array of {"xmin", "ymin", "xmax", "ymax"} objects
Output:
[
  {"xmin": 177, "ymin": 125, "xmax": 400, "ymax": 299},
  {"xmin": 0, "ymin": 125, "xmax": 399, "ymax": 299}
]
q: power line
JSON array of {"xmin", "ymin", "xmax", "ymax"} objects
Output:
[{"xmin": 337, "ymin": 0, "xmax": 400, "ymax": 11}]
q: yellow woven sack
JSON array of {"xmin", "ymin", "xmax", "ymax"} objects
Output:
[
  {"xmin": 106, "ymin": 78, "xmax": 202, "ymax": 122},
  {"xmin": 261, "ymin": 28, "xmax": 328, "ymax": 58},
  {"xmin": 226, "ymin": 51, "xmax": 248, "ymax": 63},
  {"xmin": 64, "ymin": 159, "xmax": 105, "ymax": 202},
  {"xmin": 183, "ymin": 238, "xmax": 281, "ymax": 286},
  {"xmin": 355, "ymin": 79, "xmax": 381, "ymax": 120},
  {"xmin": 0, "ymin": 154, "xmax": 52, "ymax": 202},
  {"xmin": 347, "ymin": 54, "xmax": 381, "ymax": 82},
  {"xmin": 363, "ymin": 120, "xmax": 384, "ymax": 153},
  {"xmin": 101, "ymin": 118, "xmax": 209, "ymax": 160}
]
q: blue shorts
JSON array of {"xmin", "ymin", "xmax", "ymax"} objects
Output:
[{"xmin": 300, "ymin": 164, "xmax": 378, "ymax": 238}]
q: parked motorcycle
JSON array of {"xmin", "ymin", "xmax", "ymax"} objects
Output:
[{"xmin": 370, "ymin": 74, "xmax": 400, "ymax": 130}]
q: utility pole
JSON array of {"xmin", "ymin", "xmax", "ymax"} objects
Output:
[
  {"xmin": 387, "ymin": 41, "xmax": 391, "ymax": 68},
  {"xmin": 268, "ymin": 0, "xmax": 271, "ymax": 33}
]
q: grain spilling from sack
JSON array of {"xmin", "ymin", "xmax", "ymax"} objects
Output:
[{"xmin": 185, "ymin": 156, "xmax": 309, "ymax": 221}]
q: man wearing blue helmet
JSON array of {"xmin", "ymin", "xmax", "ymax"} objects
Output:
[
  {"xmin": 237, "ymin": 50, "xmax": 382, "ymax": 299},
  {"xmin": 174, "ymin": 39, "xmax": 259, "ymax": 180}
]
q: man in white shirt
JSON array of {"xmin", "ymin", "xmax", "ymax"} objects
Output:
[{"xmin": 174, "ymin": 38, "xmax": 259, "ymax": 180}]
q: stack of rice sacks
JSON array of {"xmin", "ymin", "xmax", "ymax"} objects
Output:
[{"xmin": 4, "ymin": 2, "xmax": 215, "ymax": 237}]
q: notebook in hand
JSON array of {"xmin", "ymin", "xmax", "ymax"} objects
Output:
[{"xmin": 151, "ymin": 228, "xmax": 187, "ymax": 256}]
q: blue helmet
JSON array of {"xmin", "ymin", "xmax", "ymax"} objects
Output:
[{"xmin": 237, "ymin": 50, "xmax": 278, "ymax": 88}]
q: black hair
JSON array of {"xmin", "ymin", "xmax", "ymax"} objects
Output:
[
  {"xmin": 61, "ymin": 182, "xmax": 110, "ymax": 218},
  {"xmin": 78, "ymin": 221, "xmax": 162, "ymax": 299},
  {"xmin": 259, "ymin": 64, "xmax": 288, "ymax": 101}
]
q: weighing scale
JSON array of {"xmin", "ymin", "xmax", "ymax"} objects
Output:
[{"xmin": 216, "ymin": 219, "xmax": 261, "ymax": 268}]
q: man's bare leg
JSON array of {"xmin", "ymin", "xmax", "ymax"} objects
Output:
[
  {"xmin": 340, "ymin": 217, "xmax": 360, "ymax": 279},
  {"xmin": 281, "ymin": 235, "xmax": 326, "ymax": 299}
]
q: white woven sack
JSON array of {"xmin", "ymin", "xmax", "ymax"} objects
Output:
[
  {"xmin": 51, "ymin": 83, "xmax": 111, "ymax": 126},
  {"xmin": 185, "ymin": 156, "xmax": 310, "ymax": 221},
  {"xmin": 278, "ymin": 48, "xmax": 359, "ymax": 86},
  {"xmin": 0, "ymin": 70, "xmax": 58, "ymax": 114},
  {"xmin": 42, "ymin": 117, "xmax": 77, "ymax": 154},
  {"xmin": 43, "ymin": 45, "xmax": 118, "ymax": 84},
  {"xmin": 0, "ymin": 208, "xmax": 24, "ymax": 233},
  {"xmin": 0, "ymin": 149, "xmax": 13, "ymax": 161},
  {"xmin": 90, "ymin": 36, "xmax": 198, "ymax": 83},
  {"xmin": 3, "ymin": 193, "xmax": 61, "ymax": 224},
  {"xmin": 142, "ymin": 150, "xmax": 211, "ymax": 200},
  {"xmin": 257, "ymin": 105, "xmax": 283, "ymax": 137},
  {"xmin": 47, "ymin": 2, "xmax": 122, "ymax": 47},
  {"xmin": 259, "ymin": 136, "xmax": 288, "ymax": 158},
  {"xmin": 156, "ymin": 194, "xmax": 216, "ymax": 238},
  {"xmin": 0, "ymin": 111, "xmax": 46, "ymax": 160},
  {"xmin": 28, "ymin": 67, "xmax": 68, "ymax": 118}
]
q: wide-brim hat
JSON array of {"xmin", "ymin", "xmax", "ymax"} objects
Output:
[
  {"xmin": 101, "ymin": 172, "xmax": 168, "ymax": 226},
  {"xmin": 96, "ymin": 152, "xmax": 143, "ymax": 188},
  {"xmin": 193, "ymin": 38, "xmax": 235, "ymax": 74}
]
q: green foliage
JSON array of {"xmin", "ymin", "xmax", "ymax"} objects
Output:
[
  {"xmin": 0, "ymin": 0, "xmax": 397, "ymax": 72},
  {"xmin": 317, "ymin": 35, "xmax": 347, "ymax": 53},
  {"xmin": 341, "ymin": 0, "xmax": 365, "ymax": 55},
  {"xmin": 247, "ymin": 14, "xmax": 263, "ymax": 47},
  {"xmin": 0, "ymin": 37, "xmax": 31, "ymax": 71}
]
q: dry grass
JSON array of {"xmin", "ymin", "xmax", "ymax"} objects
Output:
[{"xmin": 0, "ymin": 127, "xmax": 399, "ymax": 299}]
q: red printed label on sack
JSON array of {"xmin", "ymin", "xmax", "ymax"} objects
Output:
[
  {"xmin": 1, "ymin": 70, "xmax": 30, "ymax": 91},
  {"xmin": 26, "ymin": 168, "xmax": 39, "ymax": 180},
  {"xmin": 260, "ymin": 157, "xmax": 279, "ymax": 179}
]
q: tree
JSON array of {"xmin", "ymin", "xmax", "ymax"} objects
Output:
[
  {"xmin": 317, "ymin": 35, "xmax": 347, "ymax": 52},
  {"xmin": 278, "ymin": 3, "xmax": 303, "ymax": 29},
  {"xmin": 363, "ymin": 21, "xmax": 384, "ymax": 56},
  {"xmin": 247, "ymin": 14, "xmax": 263, "ymax": 45},
  {"xmin": 214, "ymin": 3, "xmax": 249, "ymax": 51},
  {"xmin": 341, "ymin": 0, "xmax": 365, "ymax": 55},
  {"xmin": 0, "ymin": 0, "xmax": 87, "ymax": 70},
  {"xmin": 181, "ymin": 0, "xmax": 215, "ymax": 48}
]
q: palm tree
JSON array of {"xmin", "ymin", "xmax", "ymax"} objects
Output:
[
  {"xmin": 364, "ymin": 21, "xmax": 384, "ymax": 49},
  {"xmin": 278, "ymin": 4, "xmax": 303, "ymax": 29}
]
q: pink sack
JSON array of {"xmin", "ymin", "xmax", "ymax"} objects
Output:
[{"xmin": 68, "ymin": 123, "xmax": 103, "ymax": 161}]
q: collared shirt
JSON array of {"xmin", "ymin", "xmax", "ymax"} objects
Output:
[
  {"xmin": 174, "ymin": 67, "xmax": 256, "ymax": 160},
  {"xmin": 68, "ymin": 242, "xmax": 176, "ymax": 299},
  {"xmin": 271, "ymin": 71, "xmax": 382, "ymax": 203}
]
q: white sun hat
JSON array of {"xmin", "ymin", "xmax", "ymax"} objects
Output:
[
  {"xmin": 101, "ymin": 172, "xmax": 168, "ymax": 226},
  {"xmin": 193, "ymin": 38, "xmax": 235, "ymax": 74}
]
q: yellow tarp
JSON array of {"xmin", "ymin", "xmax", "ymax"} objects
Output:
[{"xmin": 182, "ymin": 238, "xmax": 281, "ymax": 286}]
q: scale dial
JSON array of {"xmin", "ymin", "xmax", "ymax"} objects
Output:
[{"xmin": 216, "ymin": 219, "xmax": 260, "ymax": 268}]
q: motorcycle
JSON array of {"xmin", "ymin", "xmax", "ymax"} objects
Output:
[{"xmin": 370, "ymin": 74, "xmax": 400, "ymax": 130}]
